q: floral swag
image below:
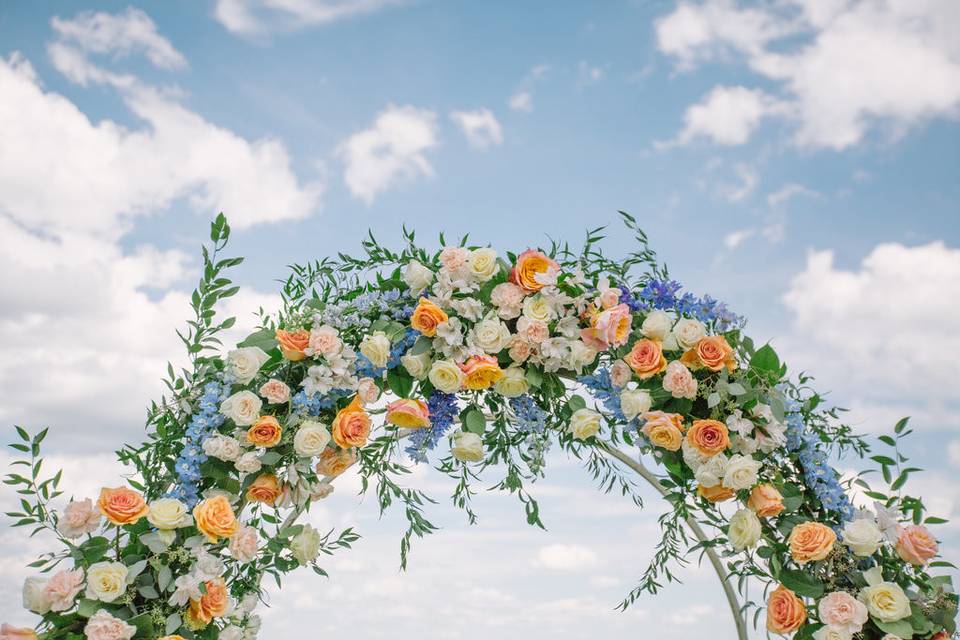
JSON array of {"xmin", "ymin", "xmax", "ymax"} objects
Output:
[{"xmin": 4, "ymin": 214, "xmax": 957, "ymax": 640}]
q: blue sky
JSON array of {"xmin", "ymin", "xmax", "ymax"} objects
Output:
[{"xmin": 1, "ymin": 1, "xmax": 959, "ymax": 638}]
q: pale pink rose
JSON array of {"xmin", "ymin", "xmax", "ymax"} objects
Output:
[
  {"xmin": 581, "ymin": 303, "xmax": 632, "ymax": 350},
  {"xmin": 0, "ymin": 624, "xmax": 37, "ymax": 639},
  {"xmin": 43, "ymin": 569, "xmax": 83, "ymax": 612},
  {"xmin": 896, "ymin": 524, "xmax": 938, "ymax": 565},
  {"xmin": 817, "ymin": 591, "xmax": 868, "ymax": 634},
  {"xmin": 309, "ymin": 325, "xmax": 342, "ymax": 356},
  {"xmin": 490, "ymin": 282, "xmax": 526, "ymax": 314},
  {"xmin": 58, "ymin": 499, "xmax": 101, "ymax": 539},
  {"xmin": 83, "ymin": 610, "xmax": 136, "ymax": 640},
  {"xmin": 598, "ymin": 287, "xmax": 621, "ymax": 309},
  {"xmin": 609, "ymin": 361, "xmax": 632, "ymax": 388},
  {"xmin": 508, "ymin": 337, "xmax": 533, "ymax": 363},
  {"xmin": 258, "ymin": 379, "xmax": 290, "ymax": 404},
  {"xmin": 357, "ymin": 377, "xmax": 381, "ymax": 405},
  {"xmin": 229, "ymin": 525, "xmax": 258, "ymax": 563},
  {"xmin": 519, "ymin": 318, "xmax": 550, "ymax": 343},
  {"xmin": 439, "ymin": 246, "xmax": 470, "ymax": 271},
  {"xmin": 662, "ymin": 361, "xmax": 698, "ymax": 399}
]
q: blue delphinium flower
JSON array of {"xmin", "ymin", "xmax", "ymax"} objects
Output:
[
  {"xmin": 405, "ymin": 391, "xmax": 459, "ymax": 462},
  {"xmin": 509, "ymin": 395, "xmax": 547, "ymax": 433},
  {"xmin": 635, "ymin": 278, "xmax": 746, "ymax": 331},
  {"xmin": 291, "ymin": 388, "xmax": 352, "ymax": 416},
  {"xmin": 356, "ymin": 328, "xmax": 420, "ymax": 378},
  {"xmin": 578, "ymin": 368, "xmax": 637, "ymax": 429},
  {"xmin": 170, "ymin": 379, "xmax": 230, "ymax": 507}
]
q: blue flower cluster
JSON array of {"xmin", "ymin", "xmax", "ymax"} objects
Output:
[
  {"xmin": 784, "ymin": 399, "xmax": 855, "ymax": 522},
  {"xmin": 578, "ymin": 368, "xmax": 637, "ymax": 430},
  {"xmin": 319, "ymin": 289, "xmax": 415, "ymax": 330},
  {"xmin": 292, "ymin": 388, "xmax": 353, "ymax": 416},
  {"xmin": 509, "ymin": 395, "xmax": 547, "ymax": 433},
  {"xmin": 631, "ymin": 279, "xmax": 745, "ymax": 332},
  {"xmin": 405, "ymin": 391, "xmax": 459, "ymax": 463},
  {"xmin": 355, "ymin": 328, "xmax": 420, "ymax": 378},
  {"xmin": 170, "ymin": 380, "xmax": 230, "ymax": 507}
]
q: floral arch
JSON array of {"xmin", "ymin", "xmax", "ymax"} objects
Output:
[{"xmin": 4, "ymin": 214, "xmax": 957, "ymax": 640}]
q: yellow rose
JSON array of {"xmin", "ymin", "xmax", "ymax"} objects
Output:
[
  {"xmin": 429, "ymin": 360, "xmax": 465, "ymax": 393},
  {"xmin": 859, "ymin": 567, "xmax": 911, "ymax": 622},
  {"xmin": 468, "ymin": 247, "xmax": 499, "ymax": 281},
  {"xmin": 147, "ymin": 498, "xmax": 190, "ymax": 531},
  {"xmin": 570, "ymin": 408, "xmax": 602, "ymax": 440},
  {"xmin": 84, "ymin": 561, "xmax": 128, "ymax": 603},
  {"xmin": 521, "ymin": 295, "xmax": 554, "ymax": 322},
  {"xmin": 192, "ymin": 496, "xmax": 238, "ymax": 543},
  {"xmin": 359, "ymin": 331, "xmax": 391, "ymax": 369},
  {"xmin": 495, "ymin": 366, "xmax": 529, "ymax": 398}
]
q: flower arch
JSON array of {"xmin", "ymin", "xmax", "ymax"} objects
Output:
[{"xmin": 4, "ymin": 213, "xmax": 957, "ymax": 640}]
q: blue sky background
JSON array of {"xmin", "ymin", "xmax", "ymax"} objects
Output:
[{"xmin": 0, "ymin": 1, "xmax": 958, "ymax": 638}]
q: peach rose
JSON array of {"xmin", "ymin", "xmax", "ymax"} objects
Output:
[
  {"xmin": 357, "ymin": 377, "xmax": 381, "ymax": 405},
  {"xmin": 410, "ymin": 298, "xmax": 449, "ymax": 337},
  {"xmin": 193, "ymin": 495, "xmax": 238, "ymax": 543},
  {"xmin": 896, "ymin": 524, "xmax": 938, "ymax": 565},
  {"xmin": 641, "ymin": 411, "xmax": 685, "ymax": 452},
  {"xmin": 509, "ymin": 249, "xmax": 559, "ymax": 293},
  {"xmin": 246, "ymin": 473, "xmax": 282, "ymax": 505},
  {"xmin": 789, "ymin": 521, "xmax": 836, "ymax": 565},
  {"xmin": 188, "ymin": 578, "xmax": 230, "ymax": 626},
  {"xmin": 459, "ymin": 355, "xmax": 504, "ymax": 390},
  {"xmin": 685, "ymin": 419, "xmax": 730, "ymax": 457},
  {"xmin": 680, "ymin": 335, "xmax": 735, "ymax": 372},
  {"xmin": 623, "ymin": 339, "xmax": 667, "ymax": 379},
  {"xmin": 229, "ymin": 524, "xmax": 258, "ymax": 563},
  {"xmin": 316, "ymin": 447, "xmax": 357, "ymax": 477},
  {"xmin": 43, "ymin": 569, "xmax": 84, "ymax": 612},
  {"xmin": 386, "ymin": 399, "xmax": 431, "ymax": 429},
  {"xmin": 661, "ymin": 360, "xmax": 697, "ymax": 400},
  {"xmin": 332, "ymin": 396, "xmax": 371, "ymax": 449},
  {"xmin": 439, "ymin": 246, "xmax": 470, "ymax": 271},
  {"xmin": 82, "ymin": 610, "xmax": 136, "ymax": 640},
  {"xmin": 0, "ymin": 625, "xmax": 37, "ymax": 640},
  {"xmin": 97, "ymin": 487, "xmax": 149, "ymax": 526},
  {"xmin": 507, "ymin": 336, "xmax": 533, "ymax": 363},
  {"xmin": 258, "ymin": 379, "xmax": 290, "ymax": 404},
  {"xmin": 609, "ymin": 360, "xmax": 632, "ymax": 388},
  {"xmin": 247, "ymin": 415, "xmax": 282, "ymax": 448},
  {"xmin": 697, "ymin": 483, "xmax": 736, "ymax": 503},
  {"xmin": 748, "ymin": 484, "xmax": 785, "ymax": 518},
  {"xmin": 308, "ymin": 324, "xmax": 342, "ymax": 356},
  {"xmin": 58, "ymin": 498, "xmax": 101, "ymax": 538},
  {"xmin": 580, "ymin": 303, "xmax": 632, "ymax": 350},
  {"xmin": 276, "ymin": 329, "xmax": 310, "ymax": 361},
  {"xmin": 817, "ymin": 591, "xmax": 867, "ymax": 634},
  {"xmin": 766, "ymin": 585, "xmax": 807, "ymax": 634}
]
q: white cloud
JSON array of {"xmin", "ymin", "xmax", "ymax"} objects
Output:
[
  {"xmin": 656, "ymin": 0, "xmax": 960, "ymax": 149},
  {"xmin": 767, "ymin": 183, "xmax": 820, "ymax": 208},
  {"xmin": 531, "ymin": 544, "xmax": 599, "ymax": 571},
  {"xmin": 214, "ymin": 0, "xmax": 401, "ymax": 35},
  {"xmin": 950, "ymin": 441, "xmax": 960, "ymax": 467},
  {"xmin": 508, "ymin": 91, "xmax": 533, "ymax": 113},
  {"xmin": 508, "ymin": 64, "xmax": 549, "ymax": 114},
  {"xmin": 719, "ymin": 162, "xmax": 759, "ymax": 202},
  {"xmin": 450, "ymin": 108, "xmax": 504, "ymax": 150},
  {"xmin": 576, "ymin": 61, "xmax": 605, "ymax": 87},
  {"xmin": 664, "ymin": 85, "xmax": 788, "ymax": 147},
  {"xmin": 724, "ymin": 229, "xmax": 754, "ymax": 250},
  {"xmin": 338, "ymin": 104, "xmax": 438, "ymax": 204}
]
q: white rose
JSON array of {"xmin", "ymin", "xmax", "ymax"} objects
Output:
[
  {"xmin": 360, "ymin": 331, "xmax": 391, "ymax": 369},
  {"xmin": 728, "ymin": 508, "xmax": 762, "ymax": 550},
  {"xmin": 226, "ymin": 347, "xmax": 270, "ymax": 385},
  {"xmin": 570, "ymin": 408, "xmax": 602, "ymax": 440},
  {"xmin": 468, "ymin": 248, "xmax": 499, "ymax": 282},
  {"xmin": 522, "ymin": 295, "xmax": 555, "ymax": 322},
  {"xmin": 220, "ymin": 391, "xmax": 262, "ymax": 426},
  {"xmin": 694, "ymin": 452, "xmax": 729, "ymax": 487},
  {"xmin": 674, "ymin": 318, "xmax": 707, "ymax": 350},
  {"xmin": 859, "ymin": 570, "xmax": 911, "ymax": 622},
  {"xmin": 403, "ymin": 259, "xmax": 434, "ymax": 292},
  {"xmin": 235, "ymin": 452, "xmax": 262, "ymax": 475},
  {"xmin": 495, "ymin": 366, "xmax": 529, "ymax": 398},
  {"xmin": 429, "ymin": 360, "xmax": 465, "ymax": 393},
  {"xmin": 400, "ymin": 351, "xmax": 432, "ymax": 379},
  {"xmin": 568, "ymin": 340, "xmax": 598, "ymax": 371},
  {"xmin": 619, "ymin": 389, "xmax": 652, "ymax": 421},
  {"xmin": 290, "ymin": 524, "xmax": 323, "ymax": 565},
  {"xmin": 22, "ymin": 576, "xmax": 51, "ymax": 614},
  {"xmin": 641, "ymin": 310, "xmax": 672, "ymax": 340},
  {"xmin": 147, "ymin": 498, "xmax": 191, "ymax": 531},
  {"xmin": 722, "ymin": 454, "xmax": 762, "ymax": 491},
  {"xmin": 813, "ymin": 627, "xmax": 853, "ymax": 640},
  {"xmin": 203, "ymin": 435, "xmax": 242, "ymax": 462},
  {"xmin": 294, "ymin": 421, "xmax": 331, "ymax": 457},
  {"xmin": 471, "ymin": 317, "xmax": 512, "ymax": 354},
  {"xmin": 451, "ymin": 431, "xmax": 484, "ymax": 462},
  {"xmin": 85, "ymin": 561, "xmax": 128, "ymax": 603},
  {"xmin": 221, "ymin": 626, "xmax": 244, "ymax": 640},
  {"xmin": 842, "ymin": 518, "xmax": 883, "ymax": 556}
]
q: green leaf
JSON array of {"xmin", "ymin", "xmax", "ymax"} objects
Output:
[
  {"xmin": 165, "ymin": 613, "xmax": 182, "ymax": 635},
  {"xmin": 462, "ymin": 408, "xmax": 486, "ymax": 435},
  {"xmin": 237, "ymin": 328, "xmax": 278, "ymax": 353},
  {"xmin": 76, "ymin": 598, "xmax": 99, "ymax": 618},
  {"xmin": 566, "ymin": 395, "xmax": 587, "ymax": 413},
  {"xmin": 874, "ymin": 619, "xmax": 913, "ymax": 638},
  {"xmin": 778, "ymin": 568, "xmax": 824, "ymax": 598},
  {"xmin": 524, "ymin": 367, "xmax": 543, "ymax": 389},
  {"xmin": 387, "ymin": 370, "xmax": 413, "ymax": 398},
  {"xmin": 727, "ymin": 382, "xmax": 747, "ymax": 396},
  {"xmin": 750, "ymin": 344, "xmax": 780, "ymax": 373}
]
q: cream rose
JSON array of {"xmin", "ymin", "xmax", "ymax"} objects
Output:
[
  {"xmin": 859, "ymin": 567, "xmax": 910, "ymax": 622},
  {"xmin": 400, "ymin": 351, "xmax": 432, "ymax": 379},
  {"xmin": 570, "ymin": 408, "xmax": 602, "ymax": 440},
  {"xmin": 202, "ymin": 435, "xmax": 241, "ymax": 462},
  {"xmin": 522, "ymin": 295, "xmax": 554, "ymax": 322},
  {"xmin": 360, "ymin": 331, "xmax": 391, "ymax": 369},
  {"xmin": 842, "ymin": 518, "xmax": 883, "ymax": 556},
  {"xmin": 495, "ymin": 366, "xmax": 529, "ymax": 398},
  {"xmin": 641, "ymin": 310, "xmax": 672, "ymax": 340},
  {"xmin": 722, "ymin": 454, "xmax": 761, "ymax": 491},
  {"xmin": 468, "ymin": 248, "xmax": 499, "ymax": 281},
  {"xmin": 290, "ymin": 524, "xmax": 323, "ymax": 565},
  {"xmin": 22, "ymin": 576, "xmax": 50, "ymax": 614},
  {"xmin": 694, "ymin": 452, "xmax": 729, "ymax": 487},
  {"xmin": 85, "ymin": 561, "xmax": 128, "ymax": 603},
  {"xmin": 403, "ymin": 259, "xmax": 434, "ymax": 292},
  {"xmin": 471, "ymin": 317, "xmax": 512, "ymax": 353},
  {"xmin": 728, "ymin": 508, "xmax": 762, "ymax": 550},
  {"xmin": 812, "ymin": 627, "xmax": 852, "ymax": 640},
  {"xmin": 225, "ymin": 346, "xmax": 269, "ymax": 384},
  {"xmin": 294, "ymin": 421, "xmax": 331, "ymax": 457},
  {"xmin": 451, "ymin": 431, "xmax": 484, "ymax": 462},
  {"xmin": 147, "ymin": 498, "xmax": 191, "ymax": 533},
  {"xmin": 674, "ymin": 318, "xmax": 707, "ymax": 350},
  {"xmin": 619, "ymin": 389, "xmax": 652, "ymax": 421},
  {"xmin": 429, "ymin": 360, "xmax": 465, "ymax": 393},
  {"xmin": 220, "ymin": 391, "xmax": 262, "ymax": 427},
  {"xmin": 234, "ymin": 452, "xmax": 262, "ymax": 475}
]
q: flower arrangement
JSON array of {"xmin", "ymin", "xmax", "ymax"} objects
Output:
[{"xmin": 3, "ymin": 213, "xmax": 956, "ymax": 640}]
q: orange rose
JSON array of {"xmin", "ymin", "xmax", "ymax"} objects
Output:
[
  {"xmin": 276, "ymin": 329, "xmax": 310, "ymax": 361},
  {"xmin": 385, "ymin": 398, "xmax": 431, "ymax": 429},
  {"xmin": 623, "ymin": 339, "xmax": 667, "ymax": 379},
  {"xmin": 187, "ymin": 577, "xmax": 229, "ymax": 626},
  {"xmin": 685, "ymin": 419, "xmax": 730, "ymax": 457},
  {"xmin": 788, "ymin": 521, "xmax": 836, "ymax": 564},
  {"xmin": 509, "ymin": 249, "xmax": 559, "ymax": 293},
  {"xmin": 640, "ymin": 411, "xmax": 685, "ymax": 451},
  {"xmin": 316, "ymin": 447, "xmax": 357, "ymax": 477},
  {"xmin": 0, "ymin": 624, "xmax": 38, "ymax": 639},
  {"xmin": 246, "ymin": 473, "xmax": 283, "ymax": 505},
  {"xmin": 459, "ymin": 355, "xmax": 504, "ymax": 390},
  {"xmin": 193, "ymin": 495, "xmax": 238, "ymax": 543},
  {"xmin": 247, "ymin": 415, "xmax": 282, "ymax": 448},
  {"xmin": 332, "ymin": 396, "xmax": 371, "ymax": 449},
  {"xmin": 680, "ymin": 335, "xmax": 735, "ymax": 372},
  {"xmin": 766, "ymin": 585, "xmax": 807, "ymax": 634},
  {"xmin": 697, "ymin": 483, "xmax": 736, "ymax": 503},
  {"xmin": 410, "ymin": 298, "xmax": 448, "ymax": 337},
  {"xmin": 896, "ymin": 524, "xmax": 938, "ymax": 565},
  {"xmin": 96, "ymin": 486, "xmax": 149, "ymax": 526},
  {"xmin": 748, "ymin": 484, "xmax": 785, "ymax": 518}
]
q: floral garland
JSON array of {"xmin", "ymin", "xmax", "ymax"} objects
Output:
[{"xmin": 3, "ymin": 214, "xmax": 956, "ymax": 640}]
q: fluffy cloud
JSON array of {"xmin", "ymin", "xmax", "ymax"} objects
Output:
[
  {"xmin": 450, "ymin": 108, "xmax": 504, "ymax": 149},
  {"xmin": 214, "ymin": 0, "xmax": 401, "ymax": 35},
  {"xmin": 656, "ymin": 0, "xmax": 960, "ymax": 149},
  {"xmin": 508, "ymin": 64, "xmax": 550, "ymax": 114},
  {"xmin": 338, "ymin": 105, "xmax": 439, "ymax": 204},
  {"xmin": 508, "ymin": 91, "xmax": 534, "ymax": 113},
  {"xmin": 532, "ymin": 544, "xmax": 599, "ymax": 571},
  {"xmin": 662, "ymin": 85, "xmax": 788, "ymax": 147}
]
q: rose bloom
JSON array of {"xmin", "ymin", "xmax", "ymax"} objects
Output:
[
  {"xmin": 220, "ymin": 390, "xmax": 263, "ymax": 426},
  {"xmin": 83, "ymin": 610, "xmax": 136, "ymax": 640},
  {"xmin": 766, "ymin": 585, "xmax": 807, "ymax": 634},
  {"xmin": 439, "ymin": 246, "xmax": 470, "ymax": 271},
  {"xmin": 580, "ymin": 303, "xmax": 632, "ymax": 350},
  {"xmin": 0, "ymin": 625, "xmax": 37, "ymax": 640},
  {"xmin": 507, "ymin": 336, "xmax": 533, "ymax": 363},
  {"xmin": 43, "ymin": 569, "xmax": 84, "ymax": 612},
  {"xmin": 818, "ymin": 591, "xmax": 868, "ymax": 635},
  {"xmin": 697, "ymin": 483, "xmax": 736, "ymax": 503},
  {"xmin": 308, "ymin": 324, "xmax": 341, "ymax": 356},
  {"xmin": 681, "ymin": 335, "xmax": 735, "ymax": 372},
  {"xmin": 331, "ymin": 396, "xmax": 372, "ymax": 449},
  {"xmin": 609, "ymin": 360, "xmax": 632, "ymax": 388},
  {"xmin": 246, "ymin": 415, "xmax": 282, "ymax": 448},
  {"xmin": 410, "ymin": 298, "xmax": 449, "ymax": 337},
  {"xmin": 356, "ymin": 377, "xmax": 381, "ymax": 404},
  {"xmin": 490, "ymin": 282, "xmax": 525, "ymax": 317},
  {"xmin": 598, "ymin": 287, "xmax": 621, "ymax": 309},
  {"xmin": 247, "ymin": 473, "xmax": 283, "ymax": 505},
  {"xmin": 58, "ymin": 498, "xmax": 101, "ymax": 538},
  {"xmin": 748, "ymin": 484, "xmax": 784, "ymax": 518},
  {"xmin": 685, "ymin": 419, "xmax": 730, "ymax": 457},
  {"xmin": 459, "ymin": 355, "xmax": 504, "ymax": 390},
  {"xmin": 258, "ymin": 379, "xmax": 290, "ymax": 404},
  {"xmin": 641, "ymin": 411, "xmax": 685, "ymax": 452},
  {"xmin": 623, "ymin": 339, "xmax": 667, "ymax": 379},
  {"xmin": 193, "ymin": 495, "xmax": 238, "ymax": 543},
  {"xmin": 97, "ymin": 487, "xmax": 149, "ymax": 526},
  {"xmin": 275, "ymin": 328, "xmax": 310, "ymax": 361},
  {"xmin": 509, "ymin": 249, "xmax": 559, "ymax": 293},
  {"xmin": 188, "ymin": 578, "xmax": 230, "ymax": 626},
  {"xmin": 386, "ymin": 399, "xmax": 431, "ymax": 429},
  {"xmin": 661, "ymin": 360, "xmax": 697, "ymax": 399},
  {"xmin": 896, "ymin": 524, "xmax": 938, "ymax": 565},
  {"xmin": 789, "ymin": 521, "xmax": 836, "ymax": 564},
  {"xmin": 229, "ymin": 524, "xmax": 258, "ymax": 563},
  {"xmin": 316, "ymin": 447, "xmax": 357, "ymax": 477},
  {"xmin": 859, "ymin": 567, "xmax": 911, "ymax": 622}
]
